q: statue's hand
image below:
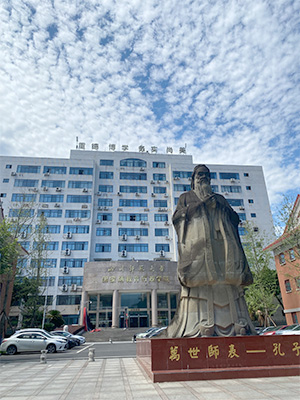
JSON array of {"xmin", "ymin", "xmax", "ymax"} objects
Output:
[{"xmin": 205, "ymin": 195, "xmax": 216, "ymax": 209}]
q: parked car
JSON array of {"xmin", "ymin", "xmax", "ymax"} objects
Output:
[
  {"xmin": 147, "ymin": 326, "xmax": 167, "ymax": 338},
  {"xmin": 0, "ymin": 332, "xmax": 66, "ymax": 355},
  {"xmin": 134, "ymin": 327, "xmax": 160, "ymax": 341},
  {"xmin": 13, "ymin": 328, "xmax": 71, "ymax": 348},
  {"xmin": 50, "ymin": 331, "xmax": 85, "ymax": 346},
  {"xmin": 259, "ymin": 326, "xmax": 283, "ymax": 335},
  {"xmin": 275, "ymin": 324, "xmax": 300, "ymax": 335}
]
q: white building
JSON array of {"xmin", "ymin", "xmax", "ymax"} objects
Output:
[{"xmin": 0, "ymin": 147, "xmax": 274, "ymax": 328}]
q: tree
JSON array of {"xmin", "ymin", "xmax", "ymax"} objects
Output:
[
  {"xmin": 243, "ymin": 221, "xmax": 281, "ymax": 327},
  {"xmin": 46, "ymin": 310, "xmax": 65, "ymax": 329}
]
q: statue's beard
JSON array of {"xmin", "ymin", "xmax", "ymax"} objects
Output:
[{"xmin": 195, "ymin": 181, "xmax": 212, "ymax": 199}]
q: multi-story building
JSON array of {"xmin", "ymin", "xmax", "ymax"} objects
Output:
[
  {"xmin": 265, "ymin": 195, "xmax": 300, "ymax": 325},
  {"xmin": 0, "ymin": 147, "xmax": 274, "ymax": 328}
]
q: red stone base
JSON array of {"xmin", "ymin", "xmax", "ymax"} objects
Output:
[{"xmin": 136, "ymin": 335, "xmax": 300, "ymax": 383}]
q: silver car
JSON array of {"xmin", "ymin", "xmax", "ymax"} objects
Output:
[{"xmin": 1, "ymin": 332, "xmax": 66, "ymax": 355}]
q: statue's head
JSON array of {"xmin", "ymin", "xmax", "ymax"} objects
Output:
[{"xmin": 191, "ymin": 164, "xmax": 211, "ymax": 190}]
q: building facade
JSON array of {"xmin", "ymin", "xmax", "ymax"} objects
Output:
[
  {"xmin": 0, "ymin": 147, "xmax": 274, "ymax": 328},
  {"xmin": 265, "ymin": 195, "xmax": 300, "ymax": 325}
]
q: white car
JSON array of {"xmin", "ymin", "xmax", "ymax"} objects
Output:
[
  {"xmin": 1, "ymin": 332, "xmax": 66, "ymax": 355},
  {"xmin": 276, "ymin": 325, "xmax": 300, "ymax": 335}
]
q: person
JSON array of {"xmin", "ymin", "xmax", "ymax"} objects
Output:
[{"xmin": 165, "ymin": 165, "xmax": 256, "ymax": 337}]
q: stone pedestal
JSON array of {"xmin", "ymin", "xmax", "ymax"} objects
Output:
[{"xmin": 137, "ymin": 335, "xmax": 300, "ymax": 382}]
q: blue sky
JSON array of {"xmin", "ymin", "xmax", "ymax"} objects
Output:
[{"xmin": 0, "ymin": 0, "xmax": 299, "ymax": 206}]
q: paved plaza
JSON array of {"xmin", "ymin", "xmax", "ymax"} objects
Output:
[{"xmin": 0, "ymin": 357, "xmax": 299, "ymax": 400}]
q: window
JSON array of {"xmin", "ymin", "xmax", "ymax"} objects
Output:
[
  {"xmin": 153, "ymin": 186, "xmax": 166, "ymax": 194},
  {"xmin": 279, "ymin": 253, "xmax": 286, "ymax": 265},
  {"xmin": 246, "ymin": 186, "xmax": 251, "ymax": 190},
  {"xmin": 3, "ymin": 178, "xmax": 9, "ymax": 183},
  {"xmin": 98, "ymin": 185, "xmax": 113, "ymax": 192},
  {"xmin": 39, "ymin": 225, "xmax": 60, "ymax": 234},
  {"xmin": 12, "ymin": 193, "xmax": 37, "ymax": 202},
  {"xmin": 119, "ymin": 186, "xmax": 147, "ymax": 193},
  {"xmin": 98, "ymin": 199, "xmax": 113, "ymax": 207},
  {"xmin": 31, "ymin": 259, "xmax": 57, "ymax": 268},
  {"xmin": 210, "ymin": 172, "xmax": 217, "ymax": 179},
  {"xmin": 119, "ymin": 213, "xmax": 148, "ymax": 221},
  {"xmin": 244, "ymin": 173, "xmax": 249, "ymax": 177},
  {"xmin": 173, "ymin": 171, "xmax": 192, "ymax": 179},
  {"xmin": 40, "ymin": 277, "xmax": 55, "ymax": 286},
  {"xmin": 66, "ymin": 195, "xmax": 91, "ymax": 203},
  {"xmin": 120, "ymin": 172, "xmax": 147, "ymax": 180},
  {"xmin": 96, "ymin": 228, "xmax": 112, "ymax": 236},
  {"xmin": 6, "ymin": 164, "xmax": 12, "ymax": 169},
  {"xmin": 174, "ymin": 184, "xmax": 191, "ymax": 192},
  {"xmin": 227, "ymin": 199, "xmax": 244, "ymax": 207},
  {"xmin": 295, "ymin": 277, "xmax": 300, "ymax": 290},
  {"xmin": 154, "ymin": 214, "xmax": 168, "ymax": 222},
  {"xmin": 155, "ymin": 228, "xmax": 169, "ymax": 236},
  {"xmin": 238, "ymin": 213, "xmax": 246, "ymax": 221},
  {"xmin": 33, "ymin": 241, "xmax": 59, "ymax": 251},
  {"xmin": 43, "ymin": 166, "xmax": 66, "ymax": 174},
  {"xmin": 119, "ymin": 199, "xmax": 147, "ymax": 207},
  {"xmin": 289, "ymin": 249, "xmax": 296, "ymax": 261},
  {"xmin": 211, "ymin": 185, "xmax": 219, "ymax": 192},
  {"xmin": 69, "ymin": 167, "xmax": 93, "ymax": 175},
  {"xmin": 17, "ymin": 165, "xmax": 41, "ymax": 173},
  {"xmin": 154, "ymin": 200, "xmax": 167, "ymax": 208},
  {"xmin": 248, "ymin": 199, "xmax": 254, "ymax": 204},
  {"xmin": 118, "ymin": 244, "xmax": 148, "ymax": 252},
  {"xmin": 153, "ymin": 162, "xmax": 165, "ymax": 168},
  {"xmin": 57, "ymin": 295, "xmax": 81, "ymax": 305},
  {"xmin": 155, "ymin": 244, "xmax": 170, "ymax": 252},
  {"xmin": 153, "ymin": 173, "xmax": 166, "ymax": 181},
  {"xmin": 97, "ymin": 213, "xmax": 112, "ymax": 221},
  {"xmin": 39, "ymin": 194, "xmax": 64, "ymax": 202},
  {"xmin": 100, "ymin": 159, "xmax": 114, "ymax": 166},
  {"xmin": 63, "ymin": 225, "xmax": 89, "ymax": 234},
  {"xmin": 14, "ymin": 179, "xmax": 39, "ymax": 187},
  {"xmin": 120, "ymin": 158, "xmax": 146, "ymax": 167},
  {"xmin": 221, "ymin": 185, "xmax": 242, "ymax": 193},
  {"xmin": 251, "ymin": 213, "xmax": 256, "ymax": 218},
  {"xmin": 0, "ymin": 193, "xmax": 6, "ymax": 198},
  {"xmin": 62, "ymin": 241, "xmax": 88, "ymax": 250},
  {"xmin": 60, "ymin": 258, "xmax": 87, "ymax": 268},
  {"xmin": 19, "ymin": 241, "xmax": 30, "ymax": 251},
  {"xmin": 38, "ymin": 209, "xmax": 62, "ymax": 218},
  {"xmin": 58, "ymin": 276, "xmax": 83, "ymax": 286},
  {"xmin": 95, "ymin": 244, "xmax": 111, "ymax": 252},
  {"xmin": 118, "ymin": 228, "xmax": 148, "ymax": 236},
  {"xmin": 41, "ymin": 180, "xmax": 65, "ymax": 188},
  {"xmin": 68, "ymin": 181, "xmax": 92, "ymax": 188},
  {"xmin": 285, "ymin": 279, "xmax": 292, "ymax": 293},
  {"xmin": 219, "ymin": 172, "xmax": 240, "ymax": 180},
  {"xmin": 99, "ymin": 171, "xmax": 114, "ymax": 179},
  {"xmin": 238, "ymin": 227, "xmax": 246, "ymax": 236},
  {"xmin": 65, "ymin": 210, "xmax": 90, "ymax": 218},
  {"xmin": 9, "ymin": 209, "xmax": 34, "ymax": 218}
]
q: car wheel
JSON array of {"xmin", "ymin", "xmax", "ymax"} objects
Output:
[
  {"xmin": 46, "ymin": 344, "xmax": 56, "ymax": 353},
  {"xmin": 6, "ymin": 345, "xmax": 17, "ymax": 355}
]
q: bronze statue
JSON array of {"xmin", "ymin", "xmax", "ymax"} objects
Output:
[{"xmin": 166, "ymin": 165, "xmax": 256, "ymax": 337}]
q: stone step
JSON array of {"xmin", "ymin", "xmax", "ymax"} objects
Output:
[{"xmin": 82, "ymin": 328, "xmax": 146, "ymax": 342}]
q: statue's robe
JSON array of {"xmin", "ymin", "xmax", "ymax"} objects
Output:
[{"xmin": 166, "ymin": 191, "xmax": 256, "ymax": 337}]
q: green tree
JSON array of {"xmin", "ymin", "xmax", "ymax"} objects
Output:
[
  {"xmin": 243, "ymin": 221, "xmax": 281, "ymax": 327},
  {"xmin": 46, "ymin": 310, "xmax": 65, "ymax": 329}
]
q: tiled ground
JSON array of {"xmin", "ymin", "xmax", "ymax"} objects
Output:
[{"xmin": 0, "ymin": 358, "xmax": 299, "ymax": 400}]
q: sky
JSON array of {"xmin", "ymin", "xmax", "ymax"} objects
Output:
[{"xmin": 0, "ymin": 0, "xmax": 299, "ymax": 207}]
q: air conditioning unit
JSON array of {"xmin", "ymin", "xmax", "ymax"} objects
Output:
[
  {"xmin": 174, "ymin": 176, "xmax": 180, "ymax": 180},
  {"xmin": 54, "ymin": 203, "xmax": 60, "ymax": 208},
  {"xmin": 224, "ymin": 192, "xmax": 229, "ymax": 195},
  {"xmin": 82, "ymin": 204, "xmax": 88, "ymax": 209},
  {"xmin": 160, "ymin": 250, "xmax": 165, "ymax": 257},
  {"xmin": 151, "ymin": 193, "xmax": 156, "ymax": 197},
  {"xmin": 66, "ymin": 232, "xmax": 72, "ymax": 239},
  {"xmin": 104, "ymin": 207, "xmax": 108, "ymax": 211},
  {"xmin": 42, "ymin": 204, "xmax": 48, "ymax": 208},
  {"xmin": 21, "ymin": 231, "xmax": 27, "ymax": 239},
  {"xmin": 140, "ymin": 167, "xmax": 145, "ymax": 171},
  {"xmin": 82, "ymin": 188, "xmax": 88, "ymax": 192},
  {"xmin": 253, "ymin": 227, "xmax": 259, "ymax": 232},
  {"xmin": 188, "ymin": 177, "xmax": 192, "ymax": 181},
  {"xmin": 98, "ymin": 206, "xmax": 103, "ymax": 210},
  {"xmin": 164, "ymin": 194, "xmax": 168, "ymax": 198},
  {"xmin": 164, "ymin": 221, "xmax": 170, "ymax": 226},
  {"xmin": 63, "ymin": 266, "xmax": 69, "ymax": 274},
  {"xmin": 96, "ymin": 220, "xmax": 102, "ymax": 224},
  {"xmin": 65, "ymin": 249, "xmax": 71, "ymax": 256},
  {"xmin": 140, "ymin": 221, "xmax": 146, "ymax": 225},
  {"xmin": 150, "ymin": 180, "xmax": 155, "ymax": 184},
  {"xmin": 122, "ymin": 234, "xmax": 127, "ymax": 241},
  {"xmin": 56, "ymin": 187, "xmax": 62, "ymax": 192},
  {"xmin": 62, "ymin": 284, "xmax": 68, "ymax": 292},
  {"xmin": 230, "ymin": 179, "xmax": 236, "ymax": 183},
  {"xmin": 44, "ymin": 172, "xmax": 50, "ymax": 176},
  {"xmin": 71, "ymin": 284, "xmax": 77, "ymax": 292},
  {"xmin": 43, "ymin": 186, "xmax": 48, "ymax": 191},
  {"xmin": 165, "ymin": 236, "xmax": 170, "ymax": 240},
  {"xmin": 117, "ymin": 192, "xmax": 122, "ymax": 196},
  {"xmin": 239, "ymin": 206, "xmax": 245, "ymax": 210},
  {"xmin": 121, "ymin": 250, "xmax": 127, "ymax": 257},
  {"xmin": 32, "ymin": 188, "xmax": 38, "ymax": 192},
  {"xmin": 135, "ymin": 192, "xmax": 140, "ymax": 196},
  {"xmin": 135, "ymin": 235, "xmax": 140, "ymax": 240},
  {"xmin": 164, "ymin": 181, "xmax": 169, "ymax": 184},
  {"xmin": 11, "ymin": 172, "xmax": 17, "ymax": 176}
]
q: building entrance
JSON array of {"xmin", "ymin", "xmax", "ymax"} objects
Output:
[{"xmin": 119, "ymin": 310, "xmax": 149, "ymax": 328}]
